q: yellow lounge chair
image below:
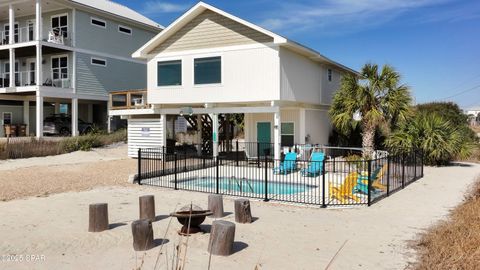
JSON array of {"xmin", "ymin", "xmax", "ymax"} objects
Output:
[{"xmin": 329, "ymin": 172, "xmax": 361, "ymax": 204}]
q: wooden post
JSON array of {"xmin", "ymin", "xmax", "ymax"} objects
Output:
[
  {"xmin": 208, "ymin": 220, "xmax": 235, "ymax": 256},
  {"xmin": 234, "ymin": 198, "xmax": 253, "ymax": 224},
  {"xmin": 88, "ymin": 203, "xmax": 109, "ymax": 232},
  {"xmin": 208, "ymin": 194, "xmax": 224, "ymax": 218},
  {"xmin": 139, "ymin": 195, "xmax": 155, "ymax": 222},
  {"xmin": 131, "ymin": 219, "xmax": 154, "ymax": 251}
]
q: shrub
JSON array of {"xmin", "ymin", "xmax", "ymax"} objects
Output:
[
  {"xmin": 385, "ymin": 111, "xmax": 475, "ymax": 166},
  {"xmin": 0, "ymin": 129, "xmax": 128, "ymax": 160}
]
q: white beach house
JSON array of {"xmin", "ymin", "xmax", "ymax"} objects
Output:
[{"xmin": 109, "ymin": 2, "xmax": 358, "ymax": 159}]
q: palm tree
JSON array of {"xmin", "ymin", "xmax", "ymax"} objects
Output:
[{"xmin": 329, "ymin": 63, "xmax": 412, "ymax": 157}]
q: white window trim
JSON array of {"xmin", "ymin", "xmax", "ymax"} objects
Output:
[
  {"xmin": 192, "ymin": 55, "xmax": 223, "ymax": 87},
  {"xmin": 156, "ymin": 59, "xmax": 183, "ymax": 88},
  {"xmin": 118, "ymin": 25, "xmax": 132, "ymax": 35},
  {"xmin": 281, "ymin": 122, "xmax": 295, "ymax": 145},
  {"xmin": 51, "ymin": 54, "xmax": 69, "ymax": 80},
  {"xmin": 91, "ymin": 57, "xmax": 107, "ymax": 67},
  {"xmin": 90, "ymin": 17, "xmax": 107, "ymax": 29},
  {"xmin": 51, "ymin": 13, "xmax": 69, "ymax": 37},
  {"xmin": 2, "ymin": 112, "xmax": 12, "ymax": 125}
]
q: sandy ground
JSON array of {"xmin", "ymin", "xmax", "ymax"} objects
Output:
[
  {"xmin": 0, "ymin": 158, "xmax": 478, "ymax": 269},
  {"xmin": 0, "ymin": 143, "xmax": 135, "ymax": 201}
]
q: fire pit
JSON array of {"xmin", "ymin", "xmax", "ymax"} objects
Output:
[{"xmin": 170, "ymin": 205, "xmax": 213, "ymax": 235}]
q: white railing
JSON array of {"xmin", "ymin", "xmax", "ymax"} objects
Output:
[
  {"xmin": 0, "ymin": 27, "xmax": 36, "ymax": 45},
  {"xmin": 45, "ymin": 28, "xmax": 72, "ymax": 46},
  {"xmin": 0, "ymin": 27, "xmax": 72, "ymax": 46},
  {"xmin": 0, "ymin": 72, "xmax": 72, "ymax": 89},
  {"xmin": 49, "ymin": 73, "xmax": 72, "ymax": 89}
]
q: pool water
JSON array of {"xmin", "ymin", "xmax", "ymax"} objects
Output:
[{"xmin": 185, "ymin": 177, "xmax": 315, "ymax": 195}]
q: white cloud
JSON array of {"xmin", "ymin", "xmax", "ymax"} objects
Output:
[
  {"xmin": 258, "ymin": 0, "xmax": 462, "ymax": 35},
  {"xmin": 142, "ymin": 1, "xmax": 190, "ymax": 14}
]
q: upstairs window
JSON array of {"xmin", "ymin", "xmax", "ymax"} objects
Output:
[
  {"xmin": 91, "ymin": 17, "xmax": 107, "ymax": 29},
  {"xmin": 52, "ymin": 56, "xmax": 68, "ymax": 80},
  {"xmin": 4, "ymin": 23, "xmax": 19, "ymax": 43},
  {"xmin": 194, "ymin": 57, "xmax": 221, "ymax": 85},
  {"xmin": 91, "ymin": 57, "xmax": 107, "ymax": 67},
  {"xmin": 118, "ymin": 25, "xmax": 132, "ymax": 35},
  {"xmin": 157, "ymin": 60, "xmax": 182, "ymax": 86},
  {"xmin": 327, "ymin": 69, "xmax": 333, "ymax": 82},
  {"xmin": 52, "ymin": 14, "xmax": 68, "ymax": 37}
]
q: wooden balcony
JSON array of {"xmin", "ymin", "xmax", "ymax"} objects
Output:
[{"xmin": 109, "ymin": 90, "xmax": 149, "ymax": 110}]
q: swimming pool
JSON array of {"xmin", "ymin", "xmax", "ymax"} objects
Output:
[{"xmin": 183, "ymin": 177, "xmax": 316, "ymax": 195}]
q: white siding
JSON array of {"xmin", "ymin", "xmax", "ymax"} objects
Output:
[
  {"xmin": 305, "ymin": 109, "xmax": 331, "ymax": 145},
  {"xmin": 148, "ymin": 46, "xmax": 280, "ymax": 104},
  {"xmin": 280, "ymin": 47, "xmax": 344, "ymax": 105},
  {"xmin": 127, "ymin": 118, "xmax": 164, "ymax": 157}
]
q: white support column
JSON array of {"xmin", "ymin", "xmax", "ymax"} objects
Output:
[
  {"xmin": 274, "ymin": 110, "xmax": 281, "ymax": 160},
  {"xmin": 299, "ymin": 108, "xmax": 306, "ymax": 144},
  {"xmin": 23, "ymin": 100, "xmax": 30, "ymax": 136},
  {"xmin": 35, "ymin": 0, "xmax": 42, "ymax": 86},
  {"xmin": 71, "ymin": 98, "xmax": 78, "ymax": 136},
  {"xmin": 9, "ymin": 48, "xmax": 15, "ymax": 87},
  {"xmin": 35, "ymin": 0, "xmax": 42, "ymax": 41},
  {"xmin": 9, "ymin": 4, "xmax": 14, "ymax": 44},
  {"xmin": 197, "ymin": 114, "xmax": 203, "ymax": 156},
  {"xmin": 36, "ymin": 44, "xmax": 42, "ymax": 86},
  {"xmin": 211, "ymin": 113, "xmax": 219, "ymax": 157},
  {"xmin": 160, "ymin": 114, "xmax": 167, "ymax": 149},
  {"xmin": 36, "ymin": 92, "xmax": 43, "ymax": 138}
]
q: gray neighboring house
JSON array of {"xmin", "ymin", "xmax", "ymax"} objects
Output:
[{"xmin": 0, "ymin": 0, "xmax": 162, "ymax": 137}]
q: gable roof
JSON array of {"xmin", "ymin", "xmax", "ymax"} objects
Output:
[
  {"xmin": 133, "ymin": 2, "xmax": 358, "ymax": 75},
  {"xmin": 70, "ymin": 0, "xmax": 163, "ymax": 29}
]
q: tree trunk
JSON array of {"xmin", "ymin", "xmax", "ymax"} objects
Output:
[
  {"xmin": 131, "ymin": 219, "xmax": 154, "ymax": 251},
  {"xmin": 362, "ymin": 123, "xmax": 375, "ymax": 158},
  {"xmin": 139, "ymin": 195, "xmax": 155, "ymax": 222},
  {"xmin": 208, "ymin": 220, "xmax": 235, "ymax": 256},
  {"xmin": 208, "ymin": 194, "xmax": 224, "ymax": 218},
  {"xmin": 234, "ymin": 199, "xmax": 253, "ymax": 224},
  {"xmin": 88, "ymin": 203, "xmax": 109, "ymax": 232}
]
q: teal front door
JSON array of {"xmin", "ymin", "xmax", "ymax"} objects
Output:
[{"xmin": 257, "ymin": 122, "xmax": 271, "ymax": 157}]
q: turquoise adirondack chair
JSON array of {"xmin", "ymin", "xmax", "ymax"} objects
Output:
[
  {"xmin": 354, "ymin": 166, "xmax": 383, "ymax": 194},
  {"xmin": 273, "ymin": 152, "xmax": 297, "ymax": 175},
  {"xmin": 301, "ymin": 152, "xmax": 325, "ymax": 177}
]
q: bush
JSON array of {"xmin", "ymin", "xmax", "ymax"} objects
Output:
[
  {"xmin": 0, "ymin": 129, "xmax": 128, "ymax": 160},
  {"xmin": 385, "ymin": 111, "xmax": 475, "ymax": 166}
]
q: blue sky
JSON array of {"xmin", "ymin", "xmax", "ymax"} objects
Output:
[{"xmin": 117, "ymin": 0, "xmax": 480, "ymax": 109}]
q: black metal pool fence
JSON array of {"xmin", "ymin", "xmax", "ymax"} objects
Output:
[{"xmin": 137, "ymin": 143, "xmax": 424, "ymax": 207}]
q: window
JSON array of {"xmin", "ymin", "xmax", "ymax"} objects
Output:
[
  {"xmin": 194, "ymin": 56, "xmax": 221, "ymax": 85},
  {"xmin": 51, "ymin": 14, "xmax": 68, "ymax": 37},
  {"xmin": 4, "ymin": 23, "xmax": 19, "ymax": 43},
  {"xmin": 51, "ymin": 56, "xmax": 68, "ymax": 80},
  {"xmin": 281, "ymin": 123, "xmax": 294, "ymax": 147},
  {"xmin": 91, "ymin": 57, "xmax": 107, "ymax": 67},
  {"xmin": 327, "ymin": 69, "xmax": 333, "ymax": 82},
  {"xmin": 2, "ymin": 112, "xmax": 12, "ymax": 125},
  {"xmin": 118, "ymin": 25, "xmax": 132, "ymax": 35},
  {"xmin": 4, "ymin": 61, "xmax": 19, "ymax": 84},
  {"xmin": 157, "ymin": 60, "xmax": 182, "ymax": 86},
  {"xmin": 91, "ymin": 17, "xmax": 107, "ymax": 28}
]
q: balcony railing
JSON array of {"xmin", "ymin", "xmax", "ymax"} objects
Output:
[
  {"xmin": 0, "ymin": 28, "xmax": 72, "ymax": 46},
  {"xmin": 109, "ymin": 90, "xmax": 149, "ymax": 110},
  {"xmin": 0, "ymin": 72, "xmax": 72, "ymax": 89}
]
